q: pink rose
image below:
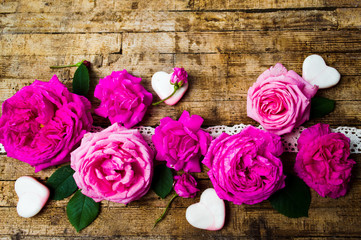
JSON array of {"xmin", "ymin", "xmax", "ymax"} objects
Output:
[
  {"xmin": 0, "ymin": 75, "xmax": 92, "ymax": 172},
  {"xmin": 203, "ymin": 126, "xmax": 286, "ymax": 205},
  {"xmin": 174, "ymin": 173, "xmax": 199, "ymax": 198},
  {"xmin": 71, "ymin": 123, "xmax": 154, "ymax": 204},
  {"xmin": 247, "ymin": 63, "xmax": 318, "ymax": 135},
  {"xmin": 170, "ymin": 67, "xmax": 188, "ymax": 86},
  {"xmin": 152, "ymin": 110, "xmax": 212, "ymax": 172},
  {"xmin": 295, "ymin": 123, "xmax": 356, "ymax": 198},
  {"xmin": 94, "ymin": 70, "xmax": 153, "ymax": 128}
]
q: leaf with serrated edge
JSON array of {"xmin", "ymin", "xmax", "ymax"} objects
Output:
[
  {"xmin": 46, "ymin": 165, "xmax": 78, "ymax": 200},
  {"xmin": 269, "ymin": 174, "xmax": 311, "ymax": 218},
  {"xmin": 310, "ymin": 96, "xmax": 336, "ymax": 119},
  {"xmin": 151, "ymin": 164, "xmax": 173, "ymax": 199},
  {"xmin": 67, "ymin": 190, "xmax": 100, "ymax": 232},
  {"xmin": 73, "ymin": 63, "xmax": 89, "ymax": 96}
]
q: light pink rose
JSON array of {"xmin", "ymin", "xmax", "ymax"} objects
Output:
[
  {"xmin": 71, "ymin": 123, "xmax": 154, "ymax": 204},
  {"xmin": 247, "ymin": 63, "xmax": 318, "ymax": 135},
  {"xmin": 295, "ymin": 123, "xmax": 355, "ymax": 198}
]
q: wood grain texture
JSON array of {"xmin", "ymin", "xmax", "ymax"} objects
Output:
[{"xmin": 0, "ymin": 0, "xmax": 361, "ymax": 239}]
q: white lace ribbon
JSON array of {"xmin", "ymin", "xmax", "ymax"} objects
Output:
[{"xmin": 1, "ymin": 125, "xmax": 360, "ymax": 154}]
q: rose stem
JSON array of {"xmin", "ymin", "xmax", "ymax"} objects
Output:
[
  {"xmin": 153, "ymin": 193, "xmax": 178, "ymax": 229},
  {"xmin": 152, "ymin": 85, "xmax": 179, "ymax": 106},
  {"xmin": 50, "ymin": 64, "xmax": 78, "ymax": 69},
  {"xmin": 50, "ymin": 60, "xmax": 85, "ymax": 69}
]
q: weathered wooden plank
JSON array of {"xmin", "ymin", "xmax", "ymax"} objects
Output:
[
  {"xmin": 337, "ymin": 8, "xmax": 361, "ymax": 29},
  {"xmin": 0, "ymin": 206, "xmax": 360, "ymax": 237},
  {"xmin": 2, "ymin": 52, "xmax": 361, "ymax": 82},
  {"xmin": 195, "ymin": 0, "xmax": 360, "ymax": 10},
  {"xmin": 0, "ymin": 0, "xmax": 18, "ymax": 13},
  {"xmin": 123, "ymin": 31, "xmax": 361, "ymax": 54},
  {"xmin": 228, "ymin": 52, "xmax": 361, "ymax": 77},
  {"xmin": 0, "ymin": 10, "xmax": 339, "ymax": 34},
  {"xmin": 2, "ymin": 0, "xmax": 360, "ymax": 14},
  {"xmin": 0, "ymin": 0, "xmax": 95, "ymax": 13},
  {"xmin": 0, "ymin": 34, "xmax": 121, "ymax": 56}
]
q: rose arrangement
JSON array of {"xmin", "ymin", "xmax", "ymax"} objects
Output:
[{"xmin": 1, "ymin": 57, "xmax": 357, "ymax": 232}]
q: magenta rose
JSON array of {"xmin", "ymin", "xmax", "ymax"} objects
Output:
[
  {"xmin": 94, "ymin": 70, "xmax": 153, "ymax": 128},
  {"xmin": 152, "ymin": 110, "xmax": 212, "ymax": 173},
  {"xmin": 203, "ymin": 126, "xmax": 286, "ymax": 205},
  {"xmin": 71, "ymin": 123, "xmax": 154, "ymax": 204},
  {"xmin": 247, "ymin": 63, "xmax": 318, "ymax": 135},
  {"xmin": 174, "ymin": 173, "xmax": 199, "ymax": 198},
  {"xmin": 0, "ymin": 75, "xmax": 92, "ymax": 172},
  {"xmin": 295, "ymin": 123, "xmax": 356, "ymax": 198}
]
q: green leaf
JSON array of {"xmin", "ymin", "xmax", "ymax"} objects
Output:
[
  {"xmin": 269, "ymin": 174, "xmax": 311, "ymax": 218},
  {"xmin": 310, "ymin": 96, "xmax": 335, "ymax": 119},
  {"xmin": 151, "ymin": 164, "xmax": 173, "ymax": 199},
  {"xmin": 46, "ymin": 165, "xmax": 78, "ymax": 200},
  {"xmin": 67, "ymin": 190, "xmax": 100, "ymax": 232},
  {"xmin": 73, "ymin": 63, "xmax": 89, "ymax": 96}
]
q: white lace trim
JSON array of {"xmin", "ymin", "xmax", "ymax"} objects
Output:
[{"xmin": 1, "ymin": 125, "xmax": 360, "ymax": 154}]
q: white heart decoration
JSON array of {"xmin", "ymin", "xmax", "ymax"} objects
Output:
[
  {"xmin": 186, "ymin": 188, "xmax": 225, "ymax": 231},
  {"xmin": 15, "ymin": 176, "xmax": 50, "ymax": 218},
  {"xmin": 302, "ymin": 54, "xmax": 341, "ymax": 89},
  {"xmin": 151, "ymin": 71, "xmax": 188, "ymax": 105}
]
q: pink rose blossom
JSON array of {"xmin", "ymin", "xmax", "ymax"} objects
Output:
[
  {"xmin": 152, "ymin": 110, "xmax": 212, "ymax": 172},
  {"xmin": 247, "ymin": 63, "xmax": 318, "ymax": 135},
  {"xmin": 94, "ymin": 70, "xmax": 153, "ymax": 128},
  {"xmin": 170, "ymin": 67, "xmax": 188, "ymax": 86},
  {"xmin": 203, "ymin": 126, "xmax": 286, "ymax": 205},
  {"xmin": 71, "ymin": 123, "xmax": 154, "ymax": 204},
  {"xmin": 174, "ymin": 173, "xmax": 199, "ymax": 198},
  {"xmin": 295, "ymin": 123, "xmax": 355, "ymax": 198},
  {"xmin": 0, "ymin": 75, "xmax": 92, "ymax": 172}
]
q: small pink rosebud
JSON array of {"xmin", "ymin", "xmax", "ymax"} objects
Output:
[
  {"xmin": 82, "ymin": 60, "xmax": 91, "ymax": 69},
  {"xmin": 170, "ymin": 68, "xmax": 188, "ymax": 86},
  {"xmin": 174, "ymin": 173, "xmax": 199, "ymax": 198}
]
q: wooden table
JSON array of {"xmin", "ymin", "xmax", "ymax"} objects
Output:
[{"xmin": 1, "ymin": 0, "xmax": 361, "ymax": 239}]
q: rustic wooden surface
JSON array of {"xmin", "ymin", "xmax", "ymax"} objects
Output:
[{"xmin": 1, "ymin": 0, "xmax": 361, "ymax": 239}]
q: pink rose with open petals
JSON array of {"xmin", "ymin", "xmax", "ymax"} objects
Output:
[
  {"xmin": 71, "ymin": 123, "xmax": 154, "ymax": 204},
  {"xmin": 247, "ymin": 63, "xmax": 318, "ymax": 135},
  {"xmin": 295, "ymin": 123, "xmax": 355, "ymax": 198},
  {"xmin": 203, "ymin": 126, "xmax": 286, "ymax": 205},
  {"xmin": 152, "ymin": 110, "xmax": 212, "ymax": 172},
  {"xmin": 94, "ymin": 70, "xmax": 153, "ymax": 128},
  {"xmin": 0, "ymin": 75, "xmax": 92, "ymax": 172},
  {"xmin": 174, "ymin": 173, "xmax": 199, "ymax": 198}
]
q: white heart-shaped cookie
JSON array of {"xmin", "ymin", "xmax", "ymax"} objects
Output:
[
  {"xmin": 15, "ymin": 176, "xmax": 50, "ymax": 218},
  {"xmin": 302, "ymin": 54, "xmax": 340, "ymax": 89},
  {"xmin": 186, "ymin": 188, "xmax": 225, "ymax": 231},
  {"xmin": 151, "ymin": 71, "xmax": 188, "ymax": 105}
]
